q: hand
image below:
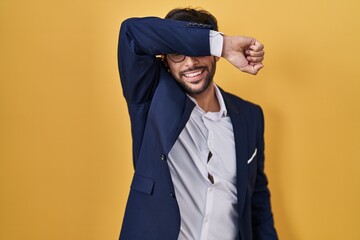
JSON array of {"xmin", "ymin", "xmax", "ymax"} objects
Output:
[{"xmin": 222, "ymin": 35, "xmax": 264, "ymax": 75}]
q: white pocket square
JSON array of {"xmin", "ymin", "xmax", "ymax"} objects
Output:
[{"xmin": 247, "ymin": 148, "xmax": 257, "ymax": 164}]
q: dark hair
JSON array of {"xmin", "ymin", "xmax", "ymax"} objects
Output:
[{"xmin": 165, "ymin": 7, "xmax": 218, "ymax": 31}]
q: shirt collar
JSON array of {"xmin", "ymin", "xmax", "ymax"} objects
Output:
[
  {"xmin": 214, "ymin": 84, "xmax": 228, "ymax": 117},
  {"xmin": 187, "ymin": 83, "xmax": 228, "ymax": 120}
]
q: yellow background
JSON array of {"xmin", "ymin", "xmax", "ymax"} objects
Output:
[{"xmin": 1, "ymin": 0, "xmax": 359, "ymax": 239}]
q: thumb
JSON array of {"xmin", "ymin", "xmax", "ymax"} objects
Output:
[{"xmin": 239, "ymin": 63, "xmax": 264, "ymax": 75}]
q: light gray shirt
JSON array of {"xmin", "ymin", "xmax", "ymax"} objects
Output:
[{"xmin": 168, "ymin": 85, "xmax": 239, "ymax": 240}]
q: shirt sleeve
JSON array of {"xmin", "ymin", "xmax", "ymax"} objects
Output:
[{"xmin": 209, "ymin": 30, "xmax": 223, "ymax": 57}]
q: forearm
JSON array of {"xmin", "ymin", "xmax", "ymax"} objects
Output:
[
  {"xmin": 118, "ymin": 17, "xmax": 212, "ymax": 103},
  {"xmin": 120, "ymin": 17, "xmax": 211, "ymax": 57},
  {"xmin": 252, "ymin": 107, "xmax": 278, "ymax": 239},
  {"xmin": 252, "ymin": 168, "xmax": 277, "ymax": 240}
]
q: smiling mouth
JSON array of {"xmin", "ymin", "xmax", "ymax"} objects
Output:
[{"xmin": 183, "ymin": 70, "xmax": 204, "ymax": 78}]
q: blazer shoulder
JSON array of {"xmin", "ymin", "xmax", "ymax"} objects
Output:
[{"xmin": 222, "ymin": 90, "xmax": 263, "ymax": 114}]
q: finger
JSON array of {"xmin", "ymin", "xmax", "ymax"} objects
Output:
[
  {"xmin": 249, "ymin": 61, "xmax": 263, "ymax": 66},
  {"xmin": 249, "ymin": 40, "xmax": 264, "ymax": 51},
  {"xmin": 245, "ymin": 49, "xmax": 264, "ymax": 57},
  {"xmin": 253, "ymin": 63, "xmax": 264, "ymax": 74},
  {"xmin": 247, "ymin": 56, "xmax": 264, "ymax": 62}
]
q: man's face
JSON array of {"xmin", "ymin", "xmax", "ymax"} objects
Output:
[{"xmin": 165, "ymin": 55, "xmax": 218, "ymax": 96}]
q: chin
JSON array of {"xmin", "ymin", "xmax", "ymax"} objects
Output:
[{"xmin": 183, "ymin": 80, "xmax": 212, "ymax": 95}]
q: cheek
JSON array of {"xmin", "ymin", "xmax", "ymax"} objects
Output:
[
  {"xmin": 168, "ymin": 65, "xmax": 176, "ymax": 73},
  {"xmin": 167, "ymin": 64, "xmax": 181, "ymax": 77}
]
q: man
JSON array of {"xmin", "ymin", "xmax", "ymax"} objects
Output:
[{"xmin": 117, "ymin": 7, "xmax": 278, "ymax": 240}]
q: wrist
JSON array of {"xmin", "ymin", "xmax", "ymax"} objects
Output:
[{"xmin": 221, "ymin": 35, "xmax": 232, "ymax": 58}]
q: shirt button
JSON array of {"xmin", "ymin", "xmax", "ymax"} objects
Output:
[
  {"xmin": 160, "ymin": 154, "xmax": 167, "ymax": 161},
  {"xmin": 208, "ymin": 187, "xmax": 213, "ymax": 192}
]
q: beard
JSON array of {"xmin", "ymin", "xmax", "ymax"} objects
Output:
[{"xmin": 174, "ymin": 58, "xmax": 216, "ymax": 95}]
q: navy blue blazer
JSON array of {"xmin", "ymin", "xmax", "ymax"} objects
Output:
[{"xmin": 118, "ymin": 17, "xmax": 278, "ymax": 240}]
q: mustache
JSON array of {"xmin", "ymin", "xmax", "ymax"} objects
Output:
[{"xmin": 180, "ymin": 66, "xmax": 208, "ymax": 75}]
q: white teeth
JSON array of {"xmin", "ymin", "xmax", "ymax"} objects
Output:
[{"xmin": 184, "ymin": 71, "xmax": 202, "ymax": 78}]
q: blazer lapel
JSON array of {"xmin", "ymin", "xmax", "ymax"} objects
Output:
[
  {"xmin": 152, "ymin": 70, "xmax": 195, "ymax": 155},
  {"xmin": 222, "ymin": 91, "xmax": 249, "ymax": 218}
]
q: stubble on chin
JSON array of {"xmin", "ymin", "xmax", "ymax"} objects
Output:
[
  {"xmin": 180, "ymin": 75, "xmax": 212, "ymax": 95},
  {"xmin": 176, "ymin": 61, "xmax": 216, "ymax": 95}
]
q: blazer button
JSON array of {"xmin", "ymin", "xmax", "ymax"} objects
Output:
[
  {"xmin": 160, "ymin": 154, "xmax": 167, "ymax": 161},
  {"xmin": 170, "ymin": 192, "xmax": 176, "ymax": 199}
]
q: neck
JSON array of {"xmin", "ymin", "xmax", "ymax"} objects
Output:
[{"xmin": 189, "ymin": 84, "xmax": 220, "ymax": 112}]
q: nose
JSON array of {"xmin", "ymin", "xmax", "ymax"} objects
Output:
[{"xmin": 183, "ymin": 56, "xmax": 199, "ymax": 67}]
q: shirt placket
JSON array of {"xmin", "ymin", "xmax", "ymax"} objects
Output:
[
  {"xmin": 199, "ymin": 115, "xmax": 217, "ymax": 240},
  {"xmin": 199, "ymin": 182, "xmax": 214, "ymax": 240}
]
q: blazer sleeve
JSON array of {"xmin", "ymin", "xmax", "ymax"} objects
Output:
[
  {"xmin": 252, "ymin": 106, "xmax": 278, "ymax": 239},
  {"xmin": 118, "ymin": 17, "xmax": 212, "ymax": 104}
]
